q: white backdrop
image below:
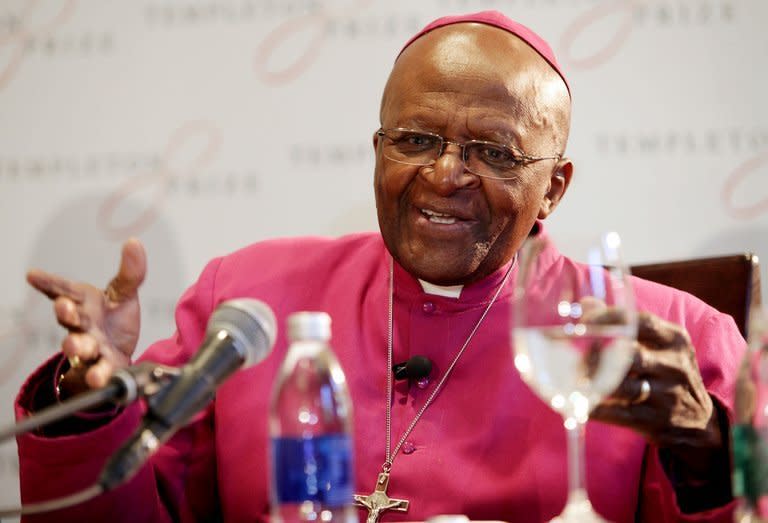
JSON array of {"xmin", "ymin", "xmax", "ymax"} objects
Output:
[{"xmin": 0, "ymin": 0, "xmax": 766, "ymax": 515}]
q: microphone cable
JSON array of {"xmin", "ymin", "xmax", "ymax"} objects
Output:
[{"xmin": 0, "ymin": 484, "xmax": 103, "ymax": 518}]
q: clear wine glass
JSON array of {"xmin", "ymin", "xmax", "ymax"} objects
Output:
[{"xmin": 512, "ymin": 232, "xmax": 638, "ymax": 522}]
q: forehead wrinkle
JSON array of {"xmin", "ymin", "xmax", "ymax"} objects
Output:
[{"xmin": 387, "ymin": 84, "xmax": 529, "ymax": 134}]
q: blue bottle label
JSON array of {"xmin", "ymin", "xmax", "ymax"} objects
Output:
[{"xmin": 271, "ymin": 433, "xmax": 354, "ymax": 506}]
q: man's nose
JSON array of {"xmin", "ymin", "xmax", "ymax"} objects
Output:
[{"xmin": 420, "ymin": 144, "xmax": 479, "ymax": 194}]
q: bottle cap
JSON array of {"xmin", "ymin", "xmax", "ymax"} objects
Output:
[{"xmin": 287, "ymin": 311, "xmax": 332, "ymax": 341}]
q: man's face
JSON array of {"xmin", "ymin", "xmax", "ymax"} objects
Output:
[{"xmin": 374, "ymin": 23, "xmax": 572, "ymax": 285}]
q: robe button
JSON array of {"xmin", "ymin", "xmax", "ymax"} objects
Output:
[
  {"xmin": 422, "ymin": 301, "xmax": 436, "ymax": 314},
  {"xmin": 402, "ymin": 441, "xmax": 416, "ymax": 454}
]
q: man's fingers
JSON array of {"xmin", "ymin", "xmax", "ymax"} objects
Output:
[
  {"xmin": 26, "ymin": 241, "xmax": 144, "ymax": 393},
  {"xmin": 579, "ymin": 296, "xmax": 606, "ymax": 314},
  {"xmin": 638, "ymin": 312, "xmax": 691, "ymax": 349},
  {"xmin": 576, "ymin": 298, "xmax": 630, "ymax": 326},
  {"xmin": 608, "ymin": 374, "xmax": 651, "ymax": 406},
  {"xmin": 85, "ymin": 358, "xmax": 116, "ymax": 389},
  {"xmin": 105, "ymin": 238, "xmax": 147, "ymax": 303},
  {"xmin": 583, "ymin": 307, "xmax": 628, "ymax": 325},
  {"xmin": 26, "ymin": 270, "xmax": 86, "ymax": 302},
  {"xmin": 61, "ymin": 332, "xmax": 100, "ymax": 363},
  {"xmin": 53, "ymin": 296, "xmax": 88, "ymax": 330}
]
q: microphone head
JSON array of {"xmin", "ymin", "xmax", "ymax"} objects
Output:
[
  {"xmin": 207, "ymin": 299, "xmax": 277, "ymax": 367},
  {"xmin": 407, "ymin": 355, "xmax": 432, "ymax": 379},
  {"xmin": 392, "ymin": 355, "xmax": 433, "ymax": 380}
]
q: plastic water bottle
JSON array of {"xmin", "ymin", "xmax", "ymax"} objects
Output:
[
  {"xmin": 269, "ymin": 311, "xmax": 356, "ymax": 523},
  {"xmin": 734, "ymin": 307, "xmax": 768, "ymax": 522}
]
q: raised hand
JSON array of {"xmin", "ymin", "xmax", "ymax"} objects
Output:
[
  {"xmin": 589, "ymin": 311, "xmax": 729, "ymax": 509},
  {"xmin": 591, "ymin": 312, "xmax": 719, "ymax": 450},
  {"xmin": 26, "ymin": 238, "xmax": 147, "ymax": 390}
]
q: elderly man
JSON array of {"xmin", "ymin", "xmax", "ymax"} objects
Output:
[{"xmin": 16, "ymin": 11, "xmax": 742, "ymax": 523}]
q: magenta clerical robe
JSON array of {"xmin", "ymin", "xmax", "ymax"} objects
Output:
[{"xmin": 15, "ymin": 229, "xmax": 744, "ymax": 522}]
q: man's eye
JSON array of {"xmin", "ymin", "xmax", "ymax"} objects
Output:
[
  {"xmin": 406, "ymin": 134, "xmax": 434, "ymax": 147},
  {"xmin": 394, "ymin": 133, "xmax": 436, "ymax": 151},
  {"xmin": 480, "ymin": 146, "xmax": 516, "ymax": 165}
]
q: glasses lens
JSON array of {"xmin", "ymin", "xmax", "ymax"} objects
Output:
[
  {"xmin": 383, "ymin": 130, "xmax": 441, "ymax": 165},
  {"xmin": 465, "ymin": 142, "xmax": 521, "ymax": 178}
]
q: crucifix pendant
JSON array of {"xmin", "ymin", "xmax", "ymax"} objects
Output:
[{"xmin": 354, "ymin": 471, "xmax": 409, "ymax": 523}]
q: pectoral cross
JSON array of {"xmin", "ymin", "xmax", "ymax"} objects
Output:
[{"xmin": 354, "ymin": 471, "xmax": 409, "ymax": 523}]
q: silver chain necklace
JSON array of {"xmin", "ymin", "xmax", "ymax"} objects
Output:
[{"xmin": 353, "ymin": 255, "xmax": 516, "ymax": 523}]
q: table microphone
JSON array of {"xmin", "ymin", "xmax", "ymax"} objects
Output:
[
  {"xmin": 392, "ymin": 355, "xmax": 433, "ymax": 381},
  {"xmin": 99, "ymin": 298, "xmax": 276, "ymax": 490}
]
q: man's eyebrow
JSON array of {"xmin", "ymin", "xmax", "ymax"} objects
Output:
[
  {"xmin": 391, "ymin": 115, "xmax": 439, "ymax": 130},
  {"xmin": 469, "ymin": 119, "xmax": 522, "ymax": 144},
  {"xmin": 390, "ymin": 112, "xmax": 524, "ymax": 144}
]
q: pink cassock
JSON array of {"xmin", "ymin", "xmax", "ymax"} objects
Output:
[{"xmin": 16, "ymin": 227, "xmax": 744, "ymax": 522}]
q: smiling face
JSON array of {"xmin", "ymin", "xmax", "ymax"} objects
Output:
[{"xmin": 374, "ymin": 23, "xmax": 572, "ymax": 286}]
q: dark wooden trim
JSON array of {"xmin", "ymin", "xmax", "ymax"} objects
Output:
[{"xmin": 630, "ymin": 253, "xmax": 761, "ymax": 338}]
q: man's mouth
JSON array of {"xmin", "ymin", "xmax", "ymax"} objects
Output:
[{"xmin": 420, "ymin": 208, "xmax": 458, "ymax": 224}]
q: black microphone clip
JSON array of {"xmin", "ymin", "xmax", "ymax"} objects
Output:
[{"xmin": 392, "ymin": 355, "xmax": 433, "ymax": 381}]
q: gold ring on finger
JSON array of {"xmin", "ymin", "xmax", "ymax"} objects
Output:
[{"xmin": 632, "ymin": 379, "xmax": 651, "ymax": 405}]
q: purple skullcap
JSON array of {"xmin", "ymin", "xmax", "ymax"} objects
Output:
[{"xmin": 399, "ymin": 10, "xmax": 570, "ymax": 97}]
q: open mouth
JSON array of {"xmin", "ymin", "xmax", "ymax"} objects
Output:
[{"xmin": 420, "ymin": 208, "xmax": 459, "ymax": 224}]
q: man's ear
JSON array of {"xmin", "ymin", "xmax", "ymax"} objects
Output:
[{"xmin": 538, "ymin": 158, "xmax": 573, "ymax": 219}]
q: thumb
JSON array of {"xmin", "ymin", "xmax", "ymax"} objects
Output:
[{"xmin": 105, "ymin": 238, "xmax": 146, "ymax": 302}]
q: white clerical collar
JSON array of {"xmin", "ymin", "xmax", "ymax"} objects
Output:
[{"xmin": 418, "ymin": 279, "xmax": 463, "ymax": 299}]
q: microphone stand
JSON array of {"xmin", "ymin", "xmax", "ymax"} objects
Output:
[
  {"xmin": 0, "ymin": 361, "xmax": 181, "ymax": 519},
  {"xmin": 0, "ymin": 361, "xmax": 180, "ymax": 442}
]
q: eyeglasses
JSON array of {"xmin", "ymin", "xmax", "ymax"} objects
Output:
[{"xmin": 376, "ymin": 128, "xmax": 561, "ymax": 180}]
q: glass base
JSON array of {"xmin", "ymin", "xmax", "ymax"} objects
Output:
[
  {"xmin": 736, "ymin": 507, "xmax": 768, "ymax": 523},
  {"xmin": 549, "ymin": 490, "xmax": 608, "ymax": 523}
]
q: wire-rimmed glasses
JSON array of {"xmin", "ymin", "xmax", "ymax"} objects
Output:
[{"xmin": 376, "ymin": 127, "xmax": 561, "ymax": 180}]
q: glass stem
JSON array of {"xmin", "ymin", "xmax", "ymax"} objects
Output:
[{"xmin": 565, "ymin": 417, "xmax": 588, "ymax": 504}]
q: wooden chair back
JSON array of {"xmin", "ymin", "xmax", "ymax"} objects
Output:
[{"xmin": 630, "ymin": 253, "xmax": 761, "ymax": 338}]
